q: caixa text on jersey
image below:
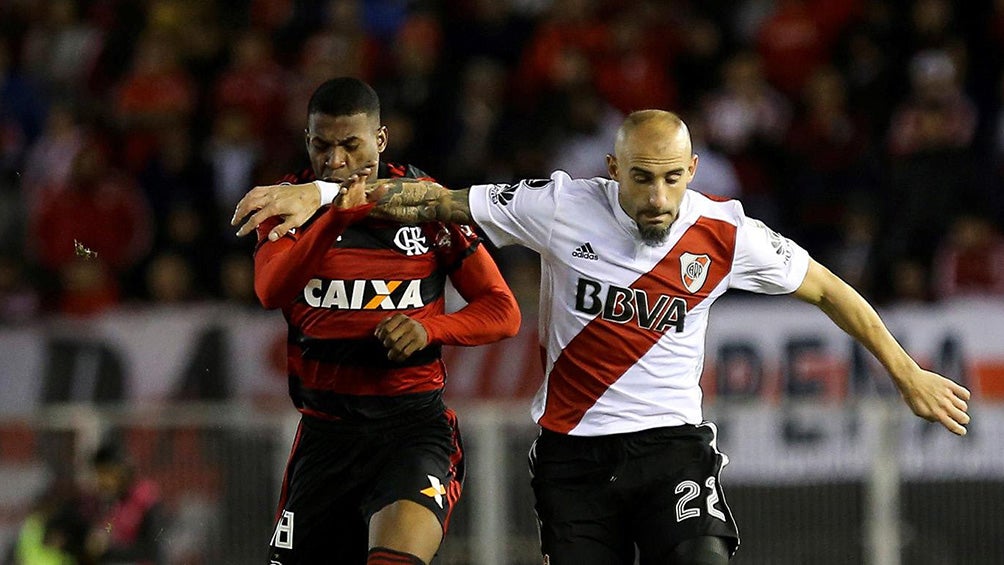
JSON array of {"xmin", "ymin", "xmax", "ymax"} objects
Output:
[
  {"xmin": 303, "ymin": 278, "xmax": 427, "ymax": 310},
  {"xmin": 575, "ymin": 278, "xmax": 687, "ymax": 333}
]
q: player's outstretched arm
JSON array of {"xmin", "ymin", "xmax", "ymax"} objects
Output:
[
  {"xmin": 232, "ymin": 162, "xmax": 376, "ymax": 241},
  {"xmin": 367, "ymin": 179, "xmax": 474, "ymax": 225},
  {"xmin": 231, "ymin": 172, "xmax": 474, "ymax": 240},
  {"xmin": 793, "ymin": 260, "xmax": 972, "ymax": 435}
]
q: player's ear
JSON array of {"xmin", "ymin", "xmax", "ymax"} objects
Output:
[
  {"xmin": 688, "ymin": 153, "xmax": 699, "ymax": 184},
  {"xmin": 376, "ymin": 125, "xmax": 388, "ymax": 153},
  {"xmin": 606, "ymin": 154, "xmax": 618, "ymax": 180}
]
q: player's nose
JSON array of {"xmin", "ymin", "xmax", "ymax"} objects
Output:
[
  {"xmin": 649, "ymin": 183, "xmax": 672, "ymax": 209},
  {"xmin": 325, "ymin": 147, "xmax": 348, "ymax": 169}
]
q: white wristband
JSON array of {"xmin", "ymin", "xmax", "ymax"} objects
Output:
[{"xmin": 315, "ymin": 180, "xmax": 339, "ymax": 205}]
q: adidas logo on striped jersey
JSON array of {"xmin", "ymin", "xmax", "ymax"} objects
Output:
[{"xmin": 572, "ymin": 242, "xmax": 598, "ymax": 260}]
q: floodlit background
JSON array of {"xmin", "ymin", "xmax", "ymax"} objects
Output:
[{"xmin": 1, "ymin": 0, "xmax": 1003, "ymax": 563}]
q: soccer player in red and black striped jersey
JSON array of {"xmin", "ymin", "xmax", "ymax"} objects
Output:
[{"xmin": 253, "ymin": 77, "xmax": 520, "ymax": 565}]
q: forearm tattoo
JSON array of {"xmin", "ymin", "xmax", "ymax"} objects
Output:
[{"xmin": 370, "ymin": 179, "xmax": 473, "ymax": 224}]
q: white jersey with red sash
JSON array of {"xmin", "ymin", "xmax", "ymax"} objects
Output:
[{"xmin": 469, "ymin": 171, "xmax": 810, "ymax": 436}]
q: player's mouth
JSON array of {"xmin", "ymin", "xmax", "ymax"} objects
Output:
[{"xmin": 640, "ymin": 211, "xmax": 672, "ymax": 224}]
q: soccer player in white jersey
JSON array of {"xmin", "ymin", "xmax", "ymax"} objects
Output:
[{"xmin": 233, "ymin": 110, "xmax": 972, "ymax": 564}]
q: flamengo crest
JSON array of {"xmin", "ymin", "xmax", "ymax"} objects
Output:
[{"xmin": 680, "ymin": 252, "xmax": 711, "ymax": 294}]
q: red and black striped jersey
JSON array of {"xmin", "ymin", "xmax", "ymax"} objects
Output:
[{"xmin": 254, "ymin": 162, "xmax": 520, "ymax": 421}]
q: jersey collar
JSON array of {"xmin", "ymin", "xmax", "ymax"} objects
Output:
[{"xmin": 607, "ymin": 182, "xmax": 695, "ymax": 246}]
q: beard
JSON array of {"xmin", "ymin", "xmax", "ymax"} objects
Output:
[{"xmin": 638, "ymin": 223, "xmax": 670, "ymax": 246}]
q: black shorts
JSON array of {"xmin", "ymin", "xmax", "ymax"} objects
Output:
[
  {"xmin": 267, "ymin": 403, "xmax": 465, "ymax": 564},
  {"xmin": 529, "ymin": 422, "xmax": 739, "ymax": 565}
]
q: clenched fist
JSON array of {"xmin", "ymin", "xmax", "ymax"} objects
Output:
[{"xmin": 375, "ymin": 314, "xmax": 430, "ymax": 362}]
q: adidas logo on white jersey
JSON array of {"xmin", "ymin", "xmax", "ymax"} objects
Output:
[{"xmin": 572, "ymin": 242, "xmax": 598, "ymax": 261}]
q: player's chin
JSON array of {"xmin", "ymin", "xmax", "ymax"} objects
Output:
[{"xmin": 639, "ymin": 224, "xmax": 671, "ymax": 247}]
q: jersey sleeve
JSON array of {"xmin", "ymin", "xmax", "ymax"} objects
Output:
[
  {"xmin": 730, "ymin": 212, "xmax": 811, "ymax": 294},
  {"xmin": 421, "ymin": 242, "xmax": 521, "ymax": 346},
  {"xmin": 468, "ymin": 172, "xmax": 565, "ymax": 252}
]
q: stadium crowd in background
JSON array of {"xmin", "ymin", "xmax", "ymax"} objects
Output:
[
  {"xmin": 1, "ymin": 0, "xmax": 1004, "ymax": 323},
  {"xmin": 6, "ymin": 440, "xmax": 164, "ymax": 565}
]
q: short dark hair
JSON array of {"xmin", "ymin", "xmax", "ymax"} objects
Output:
[{"xmin": 307, "ymin": 77, "xmax": 380, "ymax": 120}]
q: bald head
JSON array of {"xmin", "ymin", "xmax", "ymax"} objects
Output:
[
  {"xmin": 606, "ymin": 109, "xmax": 699, "ymax": 246},
  {"xmin": 614, "ymin": 110, "xmax": 693, "ymax": 160}
]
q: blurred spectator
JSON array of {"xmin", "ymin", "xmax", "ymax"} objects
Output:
[
  {"xmin": 756, "ymin": 0, "xmax": 828, "ymax": 97},
  {"xmin": 785, "ymin": 65, "xmax": 874, "ymax": 251},
  {"xmin": 673, "ymin": 16, "xmax": 727, "ymax": 105},
  {"xmin": 513, "ymin": 0, "xmax": 609, "ymax": 106},
  {"xmin": 545, "ymin": 84, "xmax": 622, "ymax": 179},
  {"xmin": 20, "ymin": 102, "xmax": 84, "ymax": 213},
  {"xmin": 686, "ymin": 113, "xmax": 742, "ymax": 200},
  {"xmin": 374, "ymin": 12, "xmax": 446, "ymax": 168},
  {"xmin": 592, "ymin": 4, "xmax": 676, "ymax": 115},
  {"xmin": 218, "ymin": 252, "xmax": 255, "ymax": 305},
  {"xmin": 19, "ymin": 0, "xmax": 104, "ymax": 98},
  {"xmin": 7, "ymin": 478, "xmax": 88, "ymax": 565},
  {"xmin": 909, "ymin": 0, "xmax": 958, "ymax": 49},
  {"xmin": 880, "ymin": 92, "xmax": 988, "ymax": 302},
  {"xmin": 85, "ymin": 442, "xmax": 165, "ymax": 564},
  {"xmin": 835, "ymin": 4, "xmax": 903, "ymax": 130},
  {"xmin": 704, "ymin": 51, "xmax": 791, "ymax": 155},
  {"xmin": 438, "ymin": 58, "xmax": 511, "ymax": 185},
  {"xmin": 279, "ymin": 0, "xmax": 379, "ymax": 160},
  {"xmin": 992, "ymin": 71, "xmax": 1004, "ymax": 214},
  {"xmin": 211, "ymin": 29, "xmax": 288, "ymax": 150},
  {"xmin": 890, "ymin": 259, "xmax": 931, "ymax": 304},
  {"xmin": 702, "ymin": 50, "xmax": 791, "ymax": 222},
  {"xmin": 113, "ymin": 31, "xmax": 196, "ymax": 173},
  {"xmin": 933, "ymin": 212, "xmax": 1004, "ymax": 299},
  {"xmin": 887, "ymin": 49, "xmax": 976, "ymax": 157},
  {"xmin": 823, "ymin": 195, "xmax": 879, "ymax": 296},
  {"xmin": 150, "ymin": 0, "xmax": 226, "ymax": 83},
  {"xmin": 249, "ymin": 0, "xmax": 295, "ymax": 31},
  {"xmin": 137, "ymin": 126, "xmax": 211, "ymax": 224},
  {"xmin": 732, "ymin": 0, "xmax": 778, "ymax": 45},
  {"xmin": 0, "ymin": 254, "xmax": 40, "ymax": 325},
  {"xmin": 144, "ymin": 251, "xmax": 198, "ymax": 304},
  {"xmin": 443, "ymin": 0, "xmax": 532, "ymax": 69},
  {"xmin": 205, "ymin": 108, "xmax": 263, "ymax": 234},
  {"xmin": 0, "ymin": 40, "xmax": 47, "ymax": 175},
  {"xmin": 27, "ymin": 140, "xmax": 153, "ymax": 314}
]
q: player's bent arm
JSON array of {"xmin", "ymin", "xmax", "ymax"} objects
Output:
[
  {"xmin": 254, "ymin": 204, "xmax": 373, "ymax": 309},
  {"xmin": 422, "ymin": 244, "xmax": 521, "ymax": 346},
  {"xmin": 793, "ymin": 259, "xmax": 971, "ymax": 435}
]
